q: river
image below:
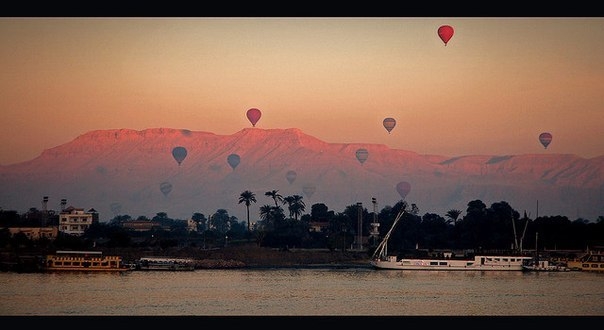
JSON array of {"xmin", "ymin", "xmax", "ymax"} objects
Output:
[{"xmin": 1, "ymin": 267, "xmax": 602, "ymax": 316}]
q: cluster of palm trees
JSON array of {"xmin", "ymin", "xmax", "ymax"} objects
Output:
[
  {"xmin": 238, "ymin": 189, "xmax": 307, "ymax": 235},
  {"xmin": 234, "ymin": 188, "xmax": 604, "ymax": 252}
]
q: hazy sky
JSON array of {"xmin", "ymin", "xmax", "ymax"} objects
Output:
[{"xmin": 1, "ymin": 17, "xmax": 603, "ymax": 165}]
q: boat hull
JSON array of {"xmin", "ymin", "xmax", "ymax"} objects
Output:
[
  {"xmin": 566, "ymin": 252, "xmax": 604, "ymax": 272},
  {"xmin": 371, "ymin": 255, "xmax": 531, "ymax": 271},
  {"xmin": 135, "ymin": 257, "xmax": 195, "ymax": 271},
  {"xmin": 44, "ymin": 250, "xmax": 131, "ymax": 272},
  {"xmin": 521, "ymin": 259, "xmax": 570, "ymax": 272}
]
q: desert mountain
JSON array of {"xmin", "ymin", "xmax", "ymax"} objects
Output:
[{"xmin": 1, "ymin": 128, "xmax": 603, "ymax": 222}]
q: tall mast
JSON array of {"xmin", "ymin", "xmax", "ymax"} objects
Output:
[
  {"xmin": 511, "ymin": 210, "xmax": 519, "ymax": 251},
  {"xmin": 371, "ymin": 209, "xmax": 405, "ymax": 260}
]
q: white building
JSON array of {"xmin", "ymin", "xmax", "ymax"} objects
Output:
[
  {"xmin": 58, "ymin": 206, "xmax": 96, "ymax": 236},
  {"xmin": 187, "ymin": 218, "xmax": 198, "ymax": 232}
]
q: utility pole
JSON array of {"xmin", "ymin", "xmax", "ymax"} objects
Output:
[
  {"xmin": 370, "ymin": 197, "xmax": 380, "ymax": 246},
  {"xmin": 356, "ymin": 202, "xmax": 363, "ymax": 251},
  {"xmin": 42, "ymin": 196, "xmax": 49, "ymax": 226}
]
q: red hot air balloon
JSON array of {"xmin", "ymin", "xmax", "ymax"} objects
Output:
[
  {"xmin": 383, "ymin": 117, "xmax": 396, "ymax": 134},
  {"xmin": 396, "ymin": 181, "xmax": 411, "ymax": 200},
  {"xmin": 539, "ymin": 132, "xmax": 553, "ymax": 149},
  {"xmin": 246, "ymin": 108, "xmax": 262, "ymax": 127},
  {"xmin": 355, "ymin": 148, "xmax": 369, "ymax": 165},
  {"xmin": 438, "ymin": 25, "xmax": 454, "ymax": 46}
]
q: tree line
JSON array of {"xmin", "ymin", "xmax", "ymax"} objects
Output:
[{"xmin": 1, "ymin": 188, "xmax": 603, "ymax": 256}]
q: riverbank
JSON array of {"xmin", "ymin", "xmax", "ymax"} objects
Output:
[
  {"xmin": 105, "ymin": 244, "xmax": 372, "ymax": 269},
  {"xmin": 1, "ymin": 243, "xmax": 373, "ymax": 271}
]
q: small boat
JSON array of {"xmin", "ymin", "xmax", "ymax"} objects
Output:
[
  {"xmin": 521, "ymin": 233, "xmax": 570, "ymax": 272},
  {"xmin": 134, "ymin": 257, "xmax": 195, "ymax": 271},
  {"xmin": 522, "ymin": 259, "xmax": 570, "ymax": 272},
  {"xmin": 45, "ymin": 250, "xmax": 131, "ymax": 272},
  {"xmin": 566, "ymin": 250, "xmax": 604, "ymax": 272},
  {"xmin": 370, "ymin": 209, "xmax": 531, "ymax": 271}
]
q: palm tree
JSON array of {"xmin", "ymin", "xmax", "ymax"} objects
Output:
[
  {"xmin": 446, "ymin": 208, "xmax": 463, "ymax": 249},
  {"xmin": 238, "ymin": 190, "xmax": 257, "ymax": 235},
  {"xmin": 259, "ymin": 205, "xmax": 273, "ymax": 222},
  {"xmin": 446, "ymin": 209, "xmax": 462, "ymax": 226},
  {"xmin": 265, "ymin": 190, "xmax": 284, "ymax": 207},
  {"xmin": 259, "ymin": 204, "xmax": 285, "ymax": 231},
  {"xmin": 283, "ymin": 194, "xmax": 305, "ymax": 220},
  {"xmin": 259, "ymin": 204, "xmax": 274, "ymax": 230}
]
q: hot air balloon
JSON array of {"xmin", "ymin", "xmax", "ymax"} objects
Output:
[
  {"xmin": 110, "ymin": 202, "xmax": 122, "ymax": 216},
  {"xmin": 246, "ymin": 108, "xmax": 262, "ymax": 127},
  {"xmin": 539, "ymin": 132, "xmax": 553, "ymax": 149},
  {"xmin": 172, "ymin": 146, "xmax": 187, "ymax": 166},
  {"xmin": 302, "ymin": 185, "xmax": 316, "ymax": 199},
  {"xmin": 286, "ymin": 170, "xmax": 297, "ymax": 184},
  {"xmin": 355, "ymin": 148, "xmax": 369, "ymax": 165},
  {"xmin": 438, "ymin": 25, "xmax": 454, "ymax": 46},
  {"xmin": 227, "ymin": 153, "xmax": 240, "ymax": 170},
  {"xmin": 383, "ymin": 117, "xmax": 396, "ymax": 134},
  {"xmin": 396, "ymin": 181, "xmax": 411, "ymax": 200},
  {"xmin": 160, "ymin": 181, "xmax": 173, "ymax": 197}
]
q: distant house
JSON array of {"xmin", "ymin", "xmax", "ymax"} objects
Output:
[
  {"xmin": 186, "ymin": 218, "xmax": 198, "ymax": 232},
  {"xmin": 8, "ymin": 226, "xmax": 59, "ymax": 240},
  {"xmin": 308, "ymin": 221, "xmax": 329, "ymax": 233},
  {"xmin": 58, "ymin": 206, "xmax": 96, "ymax": 236}
]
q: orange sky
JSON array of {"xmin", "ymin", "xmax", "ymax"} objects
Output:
[{"xmin": 1, "ymin": 17, "xmax": 603, "ymax": 165}]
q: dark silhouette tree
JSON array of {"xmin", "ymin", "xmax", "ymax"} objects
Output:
[
  {"xmin": 283, "ymin": 195, "xmax": 305, "ymax": 220},
  {"xmin": 310, "ymin": 203, "xmax": 333, "ymax": 222},
  {"xmin": 446, "ymin": 209, "xmax": 462, "ymax": 226},
  {"xmin": 238, "ymin": 190, "xmax": 257, "ymax": 236},
  {"xmin": 259, "ymin": 204, "xmax": 276, "ymax": 231},
  {"xmin": 191, "ymin": 212, "xmax": 207, "ymax": 232},
  {"xmin": 265, "ymin": 190, "xmax": 284, "ymax": 207},
  {"xmin": 210, "ymin": 209, "xmax": 232, "ymax": 234}
]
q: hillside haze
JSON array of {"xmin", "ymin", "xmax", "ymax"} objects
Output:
[{"xmin": 1, "ymin": 128, "xmax": 603, "ymax": 222}]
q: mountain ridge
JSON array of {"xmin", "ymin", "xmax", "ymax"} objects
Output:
[{"xmin": 1, "ymin": 127, "xmax": 603, "ymax": 222}]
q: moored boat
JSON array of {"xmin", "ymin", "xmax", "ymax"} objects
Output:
[
  {"xmin": 45, "ymin": 250, "xmax": 131, "ymax": 272},
  {"xmin": 566, "ymin": 250, "xmax": 604, "ymax": 272},
  {"xmin": 371, "ymin": 253, "xmax": 531, "ymax": 271},
  {"xmin": 134, "ymin": 257, "xmax": 195, "ymax": 271},
  {"xmin": 370, "ymin": 209, "xmax": 531, "ymax": 271},
  {"xmin": 522, "ymin": 259, "xmax": 570, "ymax": 272},
  {"xmin": 521, "ymin": 232, "xmax": 570, "ymax": 272}
]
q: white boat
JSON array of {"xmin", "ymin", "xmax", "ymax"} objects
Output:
[
  {"xmin": 135, "ymin": 257, "xmax": 195, "ymax": 271},
  {"xmin": 522, "ymin": 259, "xmax": 570, "ymax": 272},
  {"xmin": 370, "ymin": 209, "xmax": 532, "ymax": 271},
  {"xmin": 372, "ymin": 254, "xmax": 532, "ymax": 271},
  {"xmin": 521, "ymin": 233, "xmax": 570, "ymax": 272}
]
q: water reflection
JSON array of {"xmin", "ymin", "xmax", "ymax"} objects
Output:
[{"xmin": 1, "ymin": 269, "xmax": 602, "ymax": 315}]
